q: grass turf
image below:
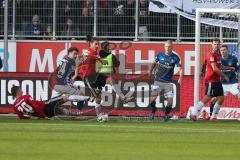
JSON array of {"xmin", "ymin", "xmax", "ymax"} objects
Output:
[{"xmin": 0, "ymin": 117, "xmax": 239, "ymax": 160}]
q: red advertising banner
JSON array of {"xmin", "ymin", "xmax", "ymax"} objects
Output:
[{"xmin": 16, "ymin": 42, "xmax": 201, "ymax": 75}]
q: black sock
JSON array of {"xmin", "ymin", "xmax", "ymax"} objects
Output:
[
  {"xmin": 165, "ymin": 105, "xmax": 172, "ymax": 115},
  {"xmin": 150, "ymin": 101, "xmax": 157, "ymax": 113},
  {"xmin": 210, "ymin": 102, "xmax": 214, "ymax": 116},
  {"xmin": 77, "ymin": 101, "xmax": 84, "ymax": 110}
]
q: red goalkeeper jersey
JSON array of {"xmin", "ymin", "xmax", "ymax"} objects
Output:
[
  {"xmin": 79, "ymin": 48, "xmax": 99, "ymax": 78},
  {"xmin": 13, "ymin": 95, "xmax": 47, "ymax": 119},
  {"xmin": 205, "ymin": 51, "xmax": 221, "ymax": 83}
]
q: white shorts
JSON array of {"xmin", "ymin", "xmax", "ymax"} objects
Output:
[
  {"xmin": 51, "ymin": 85, "xmax": 82, "ymax": 98},
  {"xmin": 151, "ymin": 81, "xmax": 174, "ymax": 98},
  {"xmin": 223, "ymin": 83, "xmax": 240, "ymax": 96}
]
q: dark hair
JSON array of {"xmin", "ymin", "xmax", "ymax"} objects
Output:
[
  {"xmin": 86, "ymin": 34, "xmax": 99, "ymax": 44},
  {"xmin": 11, "ymin": 86, "xmax": 20, "ymax": 98},
  {"xmin": 67, "ymin": 47, "xmax": 79, "ymax": 54},
  {"xmin": 101, "ymin": 41, "xmax": 109, "ymax": 52},
  {"xmin": 212, "ymin": 38, "xmax": 220, "ymax": 43},
  {"xmin": 220, "ymin": 44, "xmax": 228, "ymax": 49}
]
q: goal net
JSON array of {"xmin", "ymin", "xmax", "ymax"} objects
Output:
[{"xmin": 194, "ymin": 8, "xmax": 240, "ymax": 119}]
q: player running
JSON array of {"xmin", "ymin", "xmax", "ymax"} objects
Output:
[
  {"xmin": 11, "ymin": 86, "xmax": 90, "ymax": 120},
  {"xmin": 149, "ymin": 40, "xmax": 183, "ymax": 121},
  {"xmin": 191, "ymin": 38, "xmax": 229, "ymax": 122}
]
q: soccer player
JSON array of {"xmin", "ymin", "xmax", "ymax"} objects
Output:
[
  {"xmin": 149, "ymin": 40, "xmax": 183, "ymax": 121},
  {"xmin": 11, "ymin": 86, "xmax": 90, "ymax": 120},
  {"xmin": 207, "ymin": 44, "xmax": 240, "ymax": 117},
  {"xmin": 51, "ymin": 47, "xmax": 94, "ymax": 114},
  {"xmin": 191, "ymin": 38, "xmax": 229, "ymax": 122},
  {"xmin": 53, "ymin": 47, "xmax": 82, "ymax": 95},
  {"xmin": 78, "ymin": 36, "xmax": 108, "ymax": 117},
  {"xmin": 220, "ymin": 45, "xmax": 239, "ymax": 98}
]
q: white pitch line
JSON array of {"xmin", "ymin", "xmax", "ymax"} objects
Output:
[{"xmin": 1, "ymin": 122, "xmax": 240, "ymax": 133}]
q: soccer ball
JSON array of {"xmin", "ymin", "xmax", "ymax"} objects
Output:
[{"xmin": 97, "ymin": 113, "xmax": 109, "ymax": 122}]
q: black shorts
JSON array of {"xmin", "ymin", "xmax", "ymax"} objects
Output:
[
  {"xmin": 84, "ymin": 73, "xmax": 107, "ymax": 97},
  {"xmin": 44, "ymin": 96, "xmax": 65, "ymax": 118},
  {"xmin": 205, "ymin": 82, "xmax": 224, "ymax": 97}
]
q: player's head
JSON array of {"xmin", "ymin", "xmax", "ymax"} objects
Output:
[
  {"xmin": 164, "ymin": 40, "xmax": 173, "ymax": 55},
  {"xmin": 86, "ymin": 35, "xmax": 99, "ymax": 51},
  {"xmin": 67, "ymin": 47, "xmax": 79, "ymax": 60},
  {"xmin": 101, "ymin": 41, "xmax": 110, "ymax": 52},
  {"xmin": 11, "ymin": 86, "xmax": 23, "ymax": 98},
  {"xmin": 220, "ymin": 44, "xmax": 228, "ymax": 58},
  {"xmin": 212, "ymin": 38, "xmax": 221, "ymax": 52}
]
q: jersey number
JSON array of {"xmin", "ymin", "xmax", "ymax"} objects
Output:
[{"xmin": 17, "ymin": 102, "xmax": 33, "ymax": 113}]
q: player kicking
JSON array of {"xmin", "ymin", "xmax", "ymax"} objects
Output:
[
  {"xmin": 191, "ymin": 38, "xmax": 229, "ymax": 122},
  {"xmin": 207, "ymin": 44, "xmax": 240, "ymax": 118},
  {"xmin": 149, "ymin": 40, "xmax": 183, "ymax": 121},
  {"xmin": 11, "ymin": 86, "xmax": 90, "ymax": 120}
]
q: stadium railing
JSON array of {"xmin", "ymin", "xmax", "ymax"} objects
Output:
[{"xmin": 0, "ymin": 0, "xmax": 238, "ymax": 41}]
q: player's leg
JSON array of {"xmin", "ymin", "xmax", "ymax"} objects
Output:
[
  {"xmin": 54, "ymin": 84, "xmax": 92, "ymax": 115},
  {"xmin": 44, "ymin": 95, "xmax": 90, "ymax": 118},
  {"xmin": 44, "ymin": 96, "xmax": 67, "ymax": 118},
  {"xmin": 51, "ymin": 89, "xmax": 62, "ymax": 98},
  {"xmin": 209, "ymin": 84, "xmax": 229, "ymax": 118},
  {"xmin": 210, "ymin": 82, "xmax": 224, "ymax": 121},
  {"xmin": 84, "ymin": 75, "xmax": 105, "ymax": 117},
  {"xmin": 191, "ymin": 83, "xmax": 213, "ymax": 121},
  {"xmin": 162, "ymin": 83, "xmax": 174, "ymax": 121},
  {"xmin": 210, "ymin": 96, "xmax": 224, "ymax": 121},
  {"xmin": 149, "ymin": 81, "xmax": 161, "ymax": 120},
  {"xmin": 106, "ymin": 76, "xmax": 124, "ymax": 99},
  {"xmin": 209, "ymin": 97, "xmax": 217, "ymax": 117},
  {"xmin": 106, "ymin": 76, "xmax": 134, "ymax": 103}
]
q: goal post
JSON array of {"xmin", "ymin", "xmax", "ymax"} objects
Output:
[{"xmin": 194, "ymin": 8, "xmax": 240, "ymax": 106}]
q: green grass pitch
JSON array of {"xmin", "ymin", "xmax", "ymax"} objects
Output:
[{"xmin": 0, "ymin": 117, "xmax": 239, "ymax": 160}]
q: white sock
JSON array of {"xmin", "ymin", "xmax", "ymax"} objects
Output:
[
  {"xmin": 211, "ymin": 103, "xmax": 221, "ymax": 119},
  {"xmin": 192, "ymin": 101, "xmax": 204, "ymax": 116},
  {"xmin": 68, "ymin": 95, "xmax": 89, "ymax": 101},
  {"xmin": 95, "ymin": 103, "xmax": 101, "ymax": 116},
  {"xmin": 113, "ymin": 84, "xmax": 125, "ymax": 99}
]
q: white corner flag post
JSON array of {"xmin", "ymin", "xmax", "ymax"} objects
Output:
[{"xmin": 3, "ymin": 0, "xmax": 9, "ymax": 72}]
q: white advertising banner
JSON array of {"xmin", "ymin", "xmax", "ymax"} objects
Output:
[
  {"xmin": 187, "ymin": 106, "xmax": 240, "ymax": 120},
  {"xmin": 149, "ymin": 0, "xmax": 239, "ymax": 29},
  {"xmin": 0, "ymin": 42, "xmax": 16, "ymax": 72}
]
